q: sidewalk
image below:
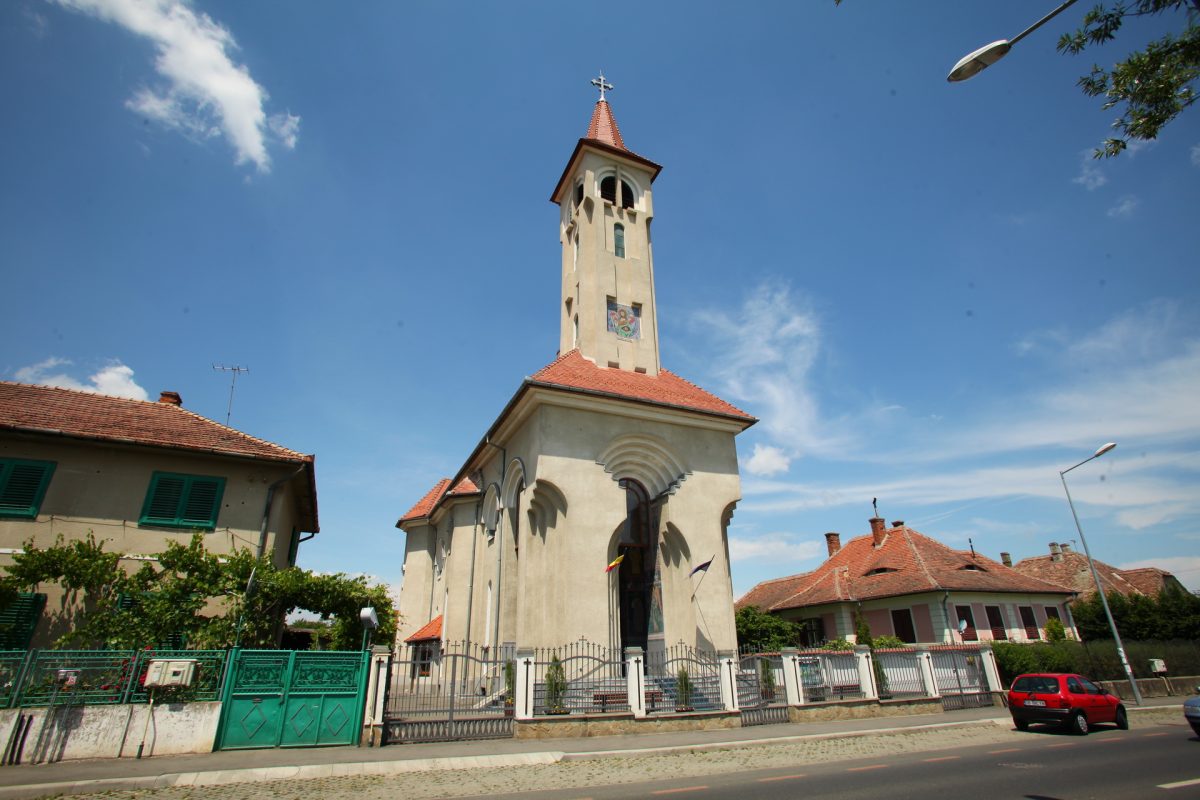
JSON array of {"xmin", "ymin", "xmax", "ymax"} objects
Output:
[{"xmin": 0, "ymin": 698, "xmax": 1181, "ymax": 800}]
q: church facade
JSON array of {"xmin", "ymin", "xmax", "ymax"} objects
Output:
[{"xmin": 396, "ymin": 83, "xmax": 755, "ymax": 658}]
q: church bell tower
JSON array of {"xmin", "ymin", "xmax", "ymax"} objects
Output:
[{"xmin": 551, "ymin": 75, "xmax": 664, "ymax": 376}]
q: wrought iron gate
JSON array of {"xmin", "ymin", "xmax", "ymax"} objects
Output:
[
  {"xmin": 381, "ymin": 641, "xmax": 514, "ymax": 744},
  {"xmin": 216, "ymin": 650, "xmax": 369, "ymax": 750},
  {"xmin": 930, "ymin": 646, "xmax": 992, "ymax": 710},
  {"xmin": 736, "ymin": 651, "xmax": 788, "ymax": 726}
]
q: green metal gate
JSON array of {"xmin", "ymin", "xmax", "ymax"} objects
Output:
[{"xmin": 216, "ymin": 650, "xmax": 369, "ymax": 750}]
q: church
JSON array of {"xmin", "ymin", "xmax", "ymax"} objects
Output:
[{"xmin": 396, "ymin": 78, "xmax": 756, "ymax": 659}]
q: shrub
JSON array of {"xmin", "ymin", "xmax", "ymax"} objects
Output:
[
  {"xmin": 676, "ymin": 667, "xmax": 694, "ymax": 709},
  {"xmin": 545, "ymin": 656, "xmax": 567, "ymax": 712},
  {"xmin": 873, "ymin": 635, "xmax": 907, "ymax": 649}
]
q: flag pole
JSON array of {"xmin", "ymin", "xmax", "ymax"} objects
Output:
[{"xmin": 690, "ymin": 553, "xmax": 717, "ymax": 601}]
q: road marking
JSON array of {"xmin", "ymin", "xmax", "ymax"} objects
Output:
[
  {"xmin": 1158, "ymin": 777, "xmax": 1200, "ymax": 790},
  {"xmin": 652, "ymin": 787, "xmax": 708, "ymax": 795},
  {"xmin": 923, "ymin": 756, "xmax": 961, "ymax": 762},
  {"xmin": 846, "ymin": 765, "xmax": 889, "ymax": 772},
  {"xmin": 757, "ymin": 775, "xmax": 806, "ymax": 782},
  {"xmin": 988, "ymin": 748, "xmax": 1020, "ymax": 754},
  {"xmin": 1142, "ymin": 732, "xmax": 1170, "ymax": 738},
  {"xmin": 1047, "ymin": 743, "xmax": 1075, "ymax": 748},
  {"xmin": 1097, "ymin": 737, "xmax": 1121, "ymax": 744}
]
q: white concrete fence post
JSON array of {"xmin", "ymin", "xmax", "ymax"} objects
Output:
[
  {"xmin": 514, "ymin": 648, "xmax": 536, "ymax": 720},
  {"xmin": 977, "ymin": 643, "xmax": 1003, "ymax": 694},
  {"xmin": 780, "ymin": 647, "xmax": 804, "ymax": 706},
  {"xmin": 854, "ymin": 645, "xmax": 879, "ymax": 701},
  {"xmin": 624, "ymin": 647, "xmax": 646, "ymax": 718},
  {"xmin": 361, "ymin": 646, "xmax": 391, "ymax": 745},
  {"xmin": 718, "ymin": 650, "xmax": 739, "ymax": 711},
  {"xmin": 916, "ymin": 647, "xmax": 940, "ymax": 698}
]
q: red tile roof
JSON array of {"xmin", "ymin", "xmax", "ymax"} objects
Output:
[
  {"xmin": 738, "ymin": 524, "xmax": 1073, "ymax": 612},
  {"xmin": 0, "ymin": 381, "xmax": 311, "ymax": 464},
  {"xmin": 530, "ymin": 350, "xmax": 755, "ymax": 423},
  {"xmin": 1012, "ymin": 550, "xmax": 1183, "ymax": 597},
  {"xmin": 398, "ymin": 477, "xmax": 480, "ymax": 524},
  {"xmin": 405, "ymin": 614, "xmax": 442, "ymax": 643},
  {"xmin": 586, "ymin": 100, "xmax": 626, "ymax": 150}
]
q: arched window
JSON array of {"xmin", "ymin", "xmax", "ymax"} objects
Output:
[
  {"xmin": 618, "ymin": 479, "xmax": 650, "ymax": 547},
  {"xmin": 574, "ymin": 181, "xmax": 584, "ymax": 207},
  {"xmin": 613, "ymin": 223, "xmax": 625, "ymax": 258},
  {"xmin": 620, "ymin": 180, "xmax": 634, "ymax": 209},
  {"xmin": 600, "ymin": 176, "xmax": 616, "ymax": 203}
]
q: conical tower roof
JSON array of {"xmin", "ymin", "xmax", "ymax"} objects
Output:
[{"xmin": 585, "ymin": 100, "xmax": 626, "ymax": 150}]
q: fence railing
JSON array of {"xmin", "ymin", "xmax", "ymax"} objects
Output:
[
  {"xmin": 530, "ymin": 639, "xmax": 627, "ymax": 716},
  {"xmin": 874, "ymin": 648, "xmax": 928, "ymax": 699},
  {"xmin": 645, "ymin": 643, "xmax": 722, "ymax": 713},
  {"xmin": 795, "ymin": 649, "xmax": 864, "ymax": 701},
  {"xmin": 0, "ymin": 649, "xmax": 230, "ymax": 708}
]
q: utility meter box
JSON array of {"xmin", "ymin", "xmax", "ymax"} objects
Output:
[
  {"xmin": 56, "ymin": 669, "xmax": 80, "ymax": 687},
  {"xmin": 143, "ymin": 659, "xmax": 198, "ymax": 688},
  {"xmin": 1149, "ymin": 658, "xmax": 1167, "ymax": 675}
]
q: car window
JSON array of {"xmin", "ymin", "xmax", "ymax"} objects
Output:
[
  {"xmin": 1013, "ymin": 676, "xmax": 1059, "ymax": 693},
  {"xmin": 1080, "ymin": 678, "xmax": 1102, "ymax": 694},
  {"xmin": 1066, "ymin": 677, "xmax": 1084, "ymax": 694}
]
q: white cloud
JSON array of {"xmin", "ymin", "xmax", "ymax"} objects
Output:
[
  {"xmin": 688, "ymin": 283, "xmax": 856, "ymax": 458},
  {"xmin": 14, "ymin": 357, "xmax": 149, "ymax": 400},
  {"xmin": 1072, "ymin": 149, "xmax": 1108, "ymax": 190},
  {"xmin": 729, "ymin": 533, "xmax": 822, "ymax": 564},
  {"xmin": 744, "ymin": 443, "xmax": 791, "ymax": 477},
  {"xmin": 53, "ymin": 0, "xmax": 298, "ymax": 172},
  {"xmin": 25, "ymin": 7, "xmax": 50, "ymax": 37},
  {"xmin": 1106, "ymin": 194, "xmax": 1139, "ymax": 218}
]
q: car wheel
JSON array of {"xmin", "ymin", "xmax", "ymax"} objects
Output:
[
  {"xmin": 1014, "ymin": 718, "xmax": 1029, "ymax": 731},
  {"xmin": 1115, "ymin": 706, "xmax": 1128, "ymax": 730},
  {"xmin": 1068, "ymin": 711, "xmax": 1088, "ymax": 735}
]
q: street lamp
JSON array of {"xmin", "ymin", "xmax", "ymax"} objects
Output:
[
  {"xmin": 947, "ymin": 0, "xmax": 1079, "ymax": 82},
  {"xmin": 1059, "ymin": 442, "xmax": 1143, "ymax": 705}
]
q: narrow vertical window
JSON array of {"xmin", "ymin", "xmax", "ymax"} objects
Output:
[
  {"xmin": 620, "ymin": 180, "xmax": 634, "ymax": 209},
  {"xmin": 600, "ymin": 176, "xmax": 617, "ymax": 203},
  {"xmin": 614, "ymin": 223, "xmax": 625, "ymax": 258}
]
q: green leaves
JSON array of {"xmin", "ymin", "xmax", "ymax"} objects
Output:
[
  {"xmin": 0, "ymin": 532, "xmax": 396, "ymax": 650},
  {"xmin": 1057, "ymin": 1, "xmax": 1200, "ymax": 156},
  {"xmin": 735, "ymin": 605, "xmax": 802, "ymax": 651}
]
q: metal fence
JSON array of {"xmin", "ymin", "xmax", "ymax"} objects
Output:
[
  {"xmin": 382, "ymin": 641, "xmax": 514, "ymax": 744},
  {"xmin": 644, "ymin": 643, "xmax": 722, "ymax": 713},
  {"xmin": 795, "ymin": 649, "xmax": 863, "ymax": 702},
  {"xmin": 929, "ymin": 646, "xmax": 992, "ymax": 709},
  {"xmin": 874, "ymin": 648, "xmax": 929, "ymax": 700},
  {"xmin": 7, "ymin": 649, "xmax": 228, "ymax": 707},
  {"xmin": 531, "ymin": 639, "xmax": 627, "ymax": 716},
  {"xmin": 736, "ymin": 650, "xmax": 788, "ymax": 726}
]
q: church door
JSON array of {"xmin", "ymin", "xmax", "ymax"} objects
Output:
[{"xmin": 617, "ymin": 479, "xmax": 655, "ymax": 654}]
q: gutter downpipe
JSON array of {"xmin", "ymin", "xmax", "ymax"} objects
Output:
[{"xmin": 258, "ymin": 463, "xmax": 307, "ymax": 560}]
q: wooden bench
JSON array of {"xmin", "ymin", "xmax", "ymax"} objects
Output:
[{"xmin": 592, "ymin": 690, "xmax": 665, "ymax": 712}]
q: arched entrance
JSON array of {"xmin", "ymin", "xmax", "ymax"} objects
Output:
[{"xmin": 616, "ymin": 479, "xmax": 655, "ymax": 654}]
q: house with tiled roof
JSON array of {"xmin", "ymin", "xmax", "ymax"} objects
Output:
[
  {"xmin": 1010, "ymin": 542, "xmax": 1187, "ymax": 599},
  {"xmin": 395, "ymin": 83, "xmax": 754, "ymax": 655},
  {"xmin": 737, "ymin": 518, "xmax": 1078, "ymax": 646},
  {"xmin": 0, "ymin": 382, "xmax": 317, "ymax": 647}
]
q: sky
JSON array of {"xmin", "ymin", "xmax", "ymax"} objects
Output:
[{"xmin": 2, "ymin": 1, "xmax": 1198, "ymax": 607}]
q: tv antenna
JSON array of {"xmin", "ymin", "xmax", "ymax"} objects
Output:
[{"xmin": 212, "ymin": 364, "xmax": 249, "ymax": 425}]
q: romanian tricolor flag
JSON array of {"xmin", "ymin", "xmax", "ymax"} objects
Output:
[{"xmin": 605, "ymin": 554, "xmax": 625, "ymax": 573}]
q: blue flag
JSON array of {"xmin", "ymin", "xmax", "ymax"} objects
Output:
[{"xmin": 689, "ymin": 558, "xmax": 714, "ymax": 578}]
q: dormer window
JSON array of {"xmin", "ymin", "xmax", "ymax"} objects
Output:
[
  {"xmin": 600, "ymin": 176, "xmax": 635, "ymax": 209},
  {"xmin": 959, "ymin": 563, "xmax": 985, "ymax": 571},
  {"xmin": 864, "ymin": 567, "xmax": 898, "ymax": 576}
]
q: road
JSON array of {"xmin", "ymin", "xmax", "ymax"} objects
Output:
[{"xmin": 503, "ymin": 721, "xmax": 1200, "ymax": 800}]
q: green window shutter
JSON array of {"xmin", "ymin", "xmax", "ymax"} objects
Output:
[
  {"xmin": 140, "ymin": 472, "xmax": 225, "ymax": 529},
  {"xmin": 0, "ymin": 592, "xmax": 46, "ymax": 649},
  {"xmin": 0, "ymin": 459, "xmax": 56, "ymax": 518}
]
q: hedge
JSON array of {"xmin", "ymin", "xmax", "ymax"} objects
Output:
[{"xmin": 992, "ymin": 639, "xmax": 1200, "ymax": 685}]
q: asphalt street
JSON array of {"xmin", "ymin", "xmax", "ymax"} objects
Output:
[{"xmin": 501, "ymin": 721, "xmax": 1200, "ymax": 800}]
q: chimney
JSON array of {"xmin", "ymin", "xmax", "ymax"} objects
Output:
[
  {"xmin": 158, "ymin": 391, "xmax": 182, "ymax": 406},
  {"xmin": 1000, "ymin": 552, "xmax": 1012, "ymax": 567},
  {"xmin": 869, "ymin": 517, "xmax": 887, "ymax": 547},
  {"xmin": 1060, "ymin": 542, "xmax": 1072, "ymax": 554},
  {"xmin": 890, "ymin": 520, "xmax": 904, "ymax": 528},
  {"xmin": 825, "ymin": 532, "xmax": 841, "ymax": 558},
  {"xmin": 1049, "ymin": 542, "xmax": 1062, "ymax": 562}
]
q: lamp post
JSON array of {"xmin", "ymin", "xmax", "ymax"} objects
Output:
[
  {"xmin": 947, "ymin": 0, "xmax": 1079, "ymax": 82},
  {"xmin": 1059, "ymin": 442, "xmax": 1143, "ymax": 705}
]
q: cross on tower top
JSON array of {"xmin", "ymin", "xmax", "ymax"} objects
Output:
[{"xmin": 590, "ymin": 72, "xmax": 613, "ymax": 101}]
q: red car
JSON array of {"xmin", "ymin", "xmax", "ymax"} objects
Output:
[{"xmin": 1007, "ymin": 673, "xmax": 1128, "ymax": 735}]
